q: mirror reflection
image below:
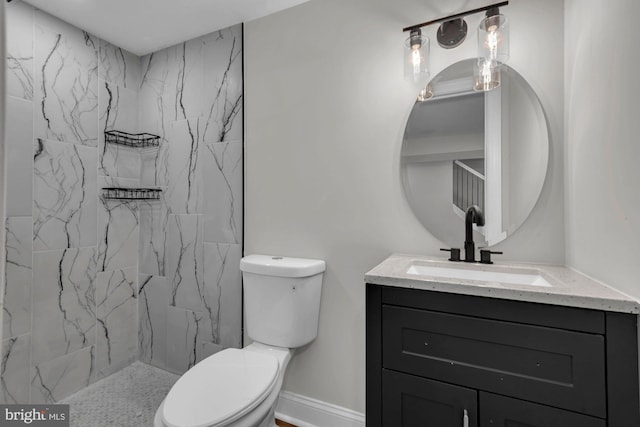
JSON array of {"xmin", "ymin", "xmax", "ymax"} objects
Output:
[{"xmin": 401, "ymin": 59, "xmax": 549, "ymax": 248}]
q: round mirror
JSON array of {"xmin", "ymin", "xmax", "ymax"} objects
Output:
[{"xmin": 401, "ymin": 59, "xmax": 549, "ymax": 248}]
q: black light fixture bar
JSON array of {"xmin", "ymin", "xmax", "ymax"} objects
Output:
[{"xmin": 402, "ymin": 1, "xmax": 508, "ymax": 33}]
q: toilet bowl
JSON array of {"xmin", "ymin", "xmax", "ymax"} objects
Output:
[
  {"xmin": 154, "ymin": 343, "xmax": 291, "ymax": 427},
  {"xmin": 154, "ymin": 255, "xmax": 325, "ymax": 427}
]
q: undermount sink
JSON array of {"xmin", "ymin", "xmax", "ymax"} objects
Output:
[{"xmin": 406, "ymin": 263, "xmax": 553, "ymax": 287}]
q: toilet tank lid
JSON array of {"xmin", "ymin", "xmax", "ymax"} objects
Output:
[{"xmin": 240, "ymin": 255, "xmax": 326, "ymax": 277}]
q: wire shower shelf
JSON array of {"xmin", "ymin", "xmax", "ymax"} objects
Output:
[
  {"xmin": 104, "ymin": 130, "xmax": 160, "ymax": 148},
  {"xmin": 101, "ymin": 187, "xmax": 162, "ymax": 200}
]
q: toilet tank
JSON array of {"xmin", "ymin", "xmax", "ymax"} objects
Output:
[{"xmin": 240, "ymin": 255, "xmax": 325, "ymax": 348}]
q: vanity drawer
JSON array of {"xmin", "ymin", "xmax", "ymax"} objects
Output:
[{"xmin": 382, "ymin": 305, "xmax": 606, "ymax": 418}]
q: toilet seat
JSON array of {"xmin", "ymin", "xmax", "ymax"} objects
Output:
[{"xmin": 161, "ymin": 349, "xmax": 279, "ymax": 427}]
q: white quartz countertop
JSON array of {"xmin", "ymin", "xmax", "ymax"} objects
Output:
[{"xmin": 365, "ymin": 254, "xmax": 640, "ymax": 314}]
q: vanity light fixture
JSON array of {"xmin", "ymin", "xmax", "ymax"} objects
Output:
[{"xmin": 403, "ymin": 1, "xmax": 509, "ymax": 91}]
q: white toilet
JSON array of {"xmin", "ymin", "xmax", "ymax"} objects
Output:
[{"xmin": 154, "ymin": 254, "xmax": 325, "ymax": 427}]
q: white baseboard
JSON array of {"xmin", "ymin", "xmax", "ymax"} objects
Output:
[{"xmin": 275, "ymin": 391, "xmax": 365, "ymax": 427}]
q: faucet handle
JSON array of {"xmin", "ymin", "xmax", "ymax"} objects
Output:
[
  {"xmin": 440, "ymin": 248, "xmax": 461, "ymax": 262},
  {"xmin": 479, "ymin": 248, "xmax": 503, "ymax": 264}
]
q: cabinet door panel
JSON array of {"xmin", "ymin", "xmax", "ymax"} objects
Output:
[
  {"xmin": 382, "ymin": 369, "xmax": 477, "ymax": 427},
  {"xmin": 382, "ymin": 305, "xmax": 606, "ymax": 417},
  {"xmin": 479, "ymin": 393, "xmax": 606, "ymax": 427}
]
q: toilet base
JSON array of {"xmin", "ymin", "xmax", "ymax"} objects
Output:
[{"xmin": 154, "ymin": 397, "xmax": 278, "ymax": 427}]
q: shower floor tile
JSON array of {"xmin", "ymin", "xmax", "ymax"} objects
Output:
[{"xmin": 61, "ymin": 361, "xmax": 178, "ymax": 427}]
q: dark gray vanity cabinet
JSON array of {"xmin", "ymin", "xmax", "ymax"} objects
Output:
[{"xmin": 366, "ymin": 284, "xmax": 640, "ymax": 427}]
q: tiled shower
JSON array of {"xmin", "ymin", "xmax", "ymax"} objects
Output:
[{"xmin": 1, "ymin": 0, "xmax": 243, "ymax": 403}]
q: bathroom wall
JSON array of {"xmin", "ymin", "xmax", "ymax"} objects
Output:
[
  {"xmin": 2, "ymin": 1, "xmax": 141, "ymax": 403},
  {"xmin": 136, "ymin": 25, "xmax": 244, "ymax": 374},
  {"xmin": 244, "ymin": 0, "xmax": 564, "ymax": 414},
  {"xmin": 565, "ymin": 0, "xmax": 640, "ymax": 300},
  {"xmin": 0, "ymin": 0, "xmax": 6, "ymax": 350},
  {"xmin": 1, "ymin": 0, "xmax": 244, "ymax": 403}
]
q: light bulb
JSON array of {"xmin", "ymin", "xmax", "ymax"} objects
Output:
[
  {"xmin": 412, "ymin": 47, "xmax": 422, "ymax": 75},
  {"xmin": 480, "ymin": 60, "xmax": 492, "ymax": 85},
  {"xmin": 474, "ymin": 59, "xmax": 500, "ymax": 92},
  {"xmin": 486, "ymin": 30, "xmax": 499, "ymax": 60}
]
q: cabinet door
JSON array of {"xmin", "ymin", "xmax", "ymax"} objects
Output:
[
  {"xmin": 479, "ymin": 393, "xmax": 606, "ymax": 427},
  {"xmin": 382, "ymin": 369, "xmax": 477, "ymax": 427}
]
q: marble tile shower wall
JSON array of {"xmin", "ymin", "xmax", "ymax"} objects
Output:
[
  {"xmin": 1, "ymin": 1, "xmax": 243, "ymax": 404},
  {"xmin": 137, "ymin": 25, "xmax": 243, "ymax": 373}
]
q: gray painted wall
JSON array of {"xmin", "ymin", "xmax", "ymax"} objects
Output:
[
  {"xmin": 245, "ymin": 0, "xmax": 564, "ymax": 413},
  {"xmin": 565, "ymin": 0, "xmax": 640, "ymax": 300}
]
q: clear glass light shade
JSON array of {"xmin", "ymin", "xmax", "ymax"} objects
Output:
[
  {"xmin": 478, "ymin": 14, "xmax": 509, "ymax": 64},
  {"xmin": 404, "ymin": 31, "xmax": 430, "ymax": 81},
  {"xmin": 474, "ymin": 59, "xmax": 501, "ymax": 92}
]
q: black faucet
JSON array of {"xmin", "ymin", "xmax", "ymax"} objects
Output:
[{"xmin": 464, "ymin": 205, "xmax": 485, "ymax": 262}]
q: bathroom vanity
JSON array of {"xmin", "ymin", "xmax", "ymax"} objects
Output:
[{"xmin": 365, "ymin": 254, "xmax": 640, "ymax": 427}]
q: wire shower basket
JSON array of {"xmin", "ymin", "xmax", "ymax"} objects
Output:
[
  {"xmin": 104, "ymin": 130, "xmax": 160, "ymax": 148},
  {"xmin": 101, "ymin": 187, "xmax": 162, "ymax": 200}
]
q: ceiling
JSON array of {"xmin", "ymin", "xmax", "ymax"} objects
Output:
[{"xmin": 21, "ymin": 0, "xmax": 310, "ymax": 56}]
